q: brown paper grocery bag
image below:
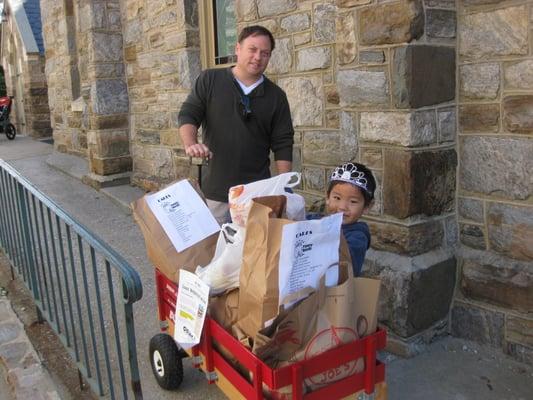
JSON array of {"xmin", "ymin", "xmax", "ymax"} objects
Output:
[
  {"xmin": 208, "ymin": 289, "xmax": 240, "ymax": 331},
  {"xmin": 131, "ymin": 184, "xmax": 218, "ymax": 282},
  {"xmin": 253, "ymin": 263, "xmax": 381, "ymax": 396},
  {"xmin": 235, "ymin": 196, "xmax": 292, "ymax": 340}
]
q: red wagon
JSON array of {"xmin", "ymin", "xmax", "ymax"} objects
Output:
[{"xmin": 149, "ymin": 269, "xmax": 387, "ymax": 399}]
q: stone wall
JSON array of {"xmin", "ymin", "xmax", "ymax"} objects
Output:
[
  {"xmin": 41, "ymin": 0, "xmax": 131, "ymax": 188},
  {"xmin": 453, "ymin": 0, "xmax": 533, "ymax": 365},
  {"xmin": 0, "ymin": 5, "xmax": 51, "ymax": 138},
  {"xmin": 119, "ymin": 0, "xmax": 201, "ymax": 191}
]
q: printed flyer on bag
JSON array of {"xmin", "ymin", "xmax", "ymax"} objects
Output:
[
  {"xmin": 174, "ymin": 270, "xmax": 210, "ymax": 349},
  {"xmin": 278, "ymin": 213, "xmax": 343, "ymax": 307},
  {"xmin": 145, "ymin": 179, "xmax": 220, "ymax": 252}
]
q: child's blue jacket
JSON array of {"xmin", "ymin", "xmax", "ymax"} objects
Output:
[
  {"xmin": 342, "ymin": 221, "xmax": 371, "ymax": 277},
  {"xmin": 306, "ymin": 213, "xmax": 371, "ymax": 276}
]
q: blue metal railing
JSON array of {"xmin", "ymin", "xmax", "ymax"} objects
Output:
[{"xmin": 0, "ymin": 159, "xmax": 143, "ymax": 399}]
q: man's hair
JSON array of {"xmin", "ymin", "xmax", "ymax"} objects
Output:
[
  {"xmin": 327, "ymin": 162, "xmax": 376, "ymax": 207},
  {"xmin": 238, "ymin": 25, "xmax": 275, "ymax": 51}
]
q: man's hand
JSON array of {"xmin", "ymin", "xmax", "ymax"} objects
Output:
[
  {"xmin": 185, "ymin": 143, "xmax": 213, "ymax": 159},
  {"xmin": 180, "ymin": 123, "xmax": 213, "ymax": 159}
]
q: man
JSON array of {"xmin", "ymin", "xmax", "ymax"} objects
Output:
[{"xmin": 178, "ymin": 25, "xmax": 294, "ymax": 224}]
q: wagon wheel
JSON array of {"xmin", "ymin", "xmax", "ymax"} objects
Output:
[
  {"xmin": 5, "ymin": 123, "xmax": 16, "ymax": 140},
  {"xmin": 149, "ymin": 333, "xmax": 184, "ymax": 390}
]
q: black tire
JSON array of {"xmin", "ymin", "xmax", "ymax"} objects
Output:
[
  {"xmin": 5, "ymin": 123, "xmax": 16, "ymax": 140},
  {"xmin": 149, "ymin": 333, "xmax": 184, "ymax": 390}
]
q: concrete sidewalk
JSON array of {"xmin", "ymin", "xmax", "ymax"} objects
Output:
[{"xmin": 0, "ymin": 135, "xmax": 532, "ymax": 400}]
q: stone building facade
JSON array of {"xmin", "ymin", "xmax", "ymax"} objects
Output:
[
  {"xmin": 0, "ymin": 0, "xmax": 51, "ymax": 137},
  {"xmin": 452, "ymin": 0, "xmax": 533, "ymax": 364},
  {"xmin": 37, "ymin": 0, "xmax": 532, "ymax": 363}
]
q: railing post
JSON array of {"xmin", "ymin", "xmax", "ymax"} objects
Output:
[{"xmin": 17, "ymin": 184, "xmax": 40, "ymax": 302}]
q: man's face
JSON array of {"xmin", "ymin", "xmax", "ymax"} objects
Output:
[{"xmin": 235, "ymin": 34, "xmax": 272, "ymax": 79}]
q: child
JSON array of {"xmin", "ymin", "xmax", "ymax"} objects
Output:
[{"xmin": 327, "ymin": 162, "xmax": 376, "ymax": 277}]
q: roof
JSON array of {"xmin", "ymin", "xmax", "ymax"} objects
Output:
[{"xmin": 21, "ymin": 0, "xmax": 44, "ymax": 53}]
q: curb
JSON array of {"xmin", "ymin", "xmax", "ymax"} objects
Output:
[{"xmin": 0, "ymin": 297, "xmax": 60, "ymax": 400}]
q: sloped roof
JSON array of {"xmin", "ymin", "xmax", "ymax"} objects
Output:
[{"xmin": 21, "ymin": 0, "xmax": 44, "ymax": 53}]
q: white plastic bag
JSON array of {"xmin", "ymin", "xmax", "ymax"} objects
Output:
[
  {"xmin": 228, "ymin": 172, "xmax": 306, "ymax": 227},
  {"xmin": 195, "ymin": 223, "xmax": 245, "ymax": 295}
]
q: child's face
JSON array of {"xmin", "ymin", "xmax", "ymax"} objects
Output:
[{"xmin": 326, "ymin": 182, "xmax": 369, "ymax": 225}]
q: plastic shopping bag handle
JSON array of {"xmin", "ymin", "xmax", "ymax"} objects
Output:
[{"xmin": 280, "ymin": 172, "xmax": 301, "ymax": 188}]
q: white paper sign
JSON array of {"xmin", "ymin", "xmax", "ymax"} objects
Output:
[
  {"xmin": 174, "ymin": 270, "xmax": 210, "ymax": 349},
  {"xmin": 145, "ymin": 180, "xmax": 220, "ymax": 252},
  {"xmin": 278, "ymin": 213, "xmax": 343, "ymax": 307}
]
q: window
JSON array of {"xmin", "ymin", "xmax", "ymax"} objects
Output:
[{"xmin": 199, "ymin": 0, "xmax": 237, "ymax": 68}]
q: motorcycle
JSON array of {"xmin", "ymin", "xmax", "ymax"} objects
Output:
[{"xmin": 0, "ymin": 96, "xmax": 16, "ymax": 140}]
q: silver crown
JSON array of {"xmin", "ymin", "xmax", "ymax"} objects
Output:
[{"xmin": 331, "ymin": 163, "xmax": 372, "ymax": 195}]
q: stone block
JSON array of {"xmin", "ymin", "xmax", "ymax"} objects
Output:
[
  {"xmin": 257, "ymin": 0, "xmax": 296, "ymax": 17},
  {"xmin": 360, "ymin": 111, "xmax": 438, "ymax": 146},
  {"xmin": 503, "ymin": 96, "xmax": 533, "ymax": 134},
  {"xmin": 460, "ymin": 223, "xmax": 486, "ymax": 250},
  {"xmin": 279, "ymin": 76, "xmax": 322, "ymax": 127},
  {"xmin": 90, "ymin": 32, "xmax": 123, "ymax": 62},
  {"xmin": 438, "ymin": 107, "xmax": 456, "ymax": 142},
  {"xmin": 135, "ymin": 130, "xmax": 161, "ymax": 145},
  {"xmin": 88, "ymin": 130, "xmax": 130, "ymax": 158},
  {"xmin": 459, "ymin": 136, "xmax": 533, "ymax": 201},
  {"xmin": 444, "ymin": 215, "xmax": 458, "ymax": 249},
  {"xmin": 458, "ymin": 197, "xmax": 483, "ymax": 222},
  {"xmin": 459, "ymin": 5, "xmax": 528, "ymax": 59},
  {"xmin": 337, "ymin": 69, "xmax": 389, "ymax": 107},
  {"xmin": 280, "ymin": 13, "xmax": 310, "ymax": 33},
  {"xmin": 176, "ymin": 50, "xmax": 201, "ymax": 90},
  {"xmin": 236, "ymin": 0, "xmax": 258, "ymax": 22},
  {"xmin": 459, "ymin": 63, "xmax": 500, "ymax": 101},
  {"xmin": 360, "ymin": 147, "xmax": 383, "ymax": 170},
  {"xmin": 506, "ymin": 316, "xmax": 533, "ymax": 348},
  {"xmin": 451, "ymin": 301, "xmax": 504, "ymax": 347},
  {"xmin": 303, "ymin": 129, "xmax": 357, "ymax": 166},
  {"xmin": 487, "ymin": 202, "xmax": 533, "ymax": 262},
  {"xmin": 426, "ymin": 9, "xmax": 456, "ymax": 38},
  {"xmin": 424, "ymin": 0, "xmax": 455, "ymax": 9},
  {"xmin": 504, "ymin": 60, "xmax": 533, "ymax": 91},
  {"xmin": 266, "ymin": 38, "xmax": 291, "ymax": 75},
  {"xmin": 89, "ymin": 115, "xmax": 128, "ymax": 130},
  {"xmin": 366, "ymin": 250, "xmax": 456, "ymax": 337},
  {"xmin": 337, "ymin": 0, "xmax": 372, "ymax": 6},
  {"xmin": 326, "ymin": 110, "xmax": 340, "ymax": 129},
  {"xmin": 303, "ymin": 167, "xmax": 326, "ymax": 192},
  {"xmin": 359, "ymin": 0, "xmax": 424, "ymax": 45},
  {"xmin": 458, "ymin": 104, "xmax": 499, "ymax": 133},
  {"xmin": 352, "ymin": 109, "xmax": 400, "ymax": 147},
  {"xmin": 505, "ymin": 342, "xmax": 533, "ymax": 366},
  {"xmin": 91, "ymin": 79, "xmax": 129, "ymax": 115},
  {"xmin": 383, "ymin": 149, "xmax": 456, "ymax": 218},
  {"xmin": 359, "ymin": 50, "xmax": 385, "ymax": 64},
  {"xmin": 367, "ymin": 219, "xmax": 444, "ymax": 256},
  {"xmin": 460, "ymin": 248, "xmax": 533, "ymax": 312},
  {"xmin": 336, "ymin": 11, "xmax": 356, "ymax": 65},
  {"xmin": 296, "ymin": 46, "xmax": 331, "ymax": 71},
  {"xmin": 0, "ymin": 322, "xmax": 19, "ymax": 344},
  {"xmin": 90, "ymin": 155, "xmax": 132, "ymax": 176},
  {"xmin": 313, "ymin": 3, "xmax": 336, "ymax": 43},
  {"xmin": 392, "ymin": 45, "xmax": 455, "ymax": 108},
  {"xmin": 293, "ymin": 32, "xmax": 311, "ymax": 46}
]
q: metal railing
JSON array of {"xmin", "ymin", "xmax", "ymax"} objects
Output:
[{"xmin": 0, "ymin": 159, "xmax": 143, "ymax": 399}]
